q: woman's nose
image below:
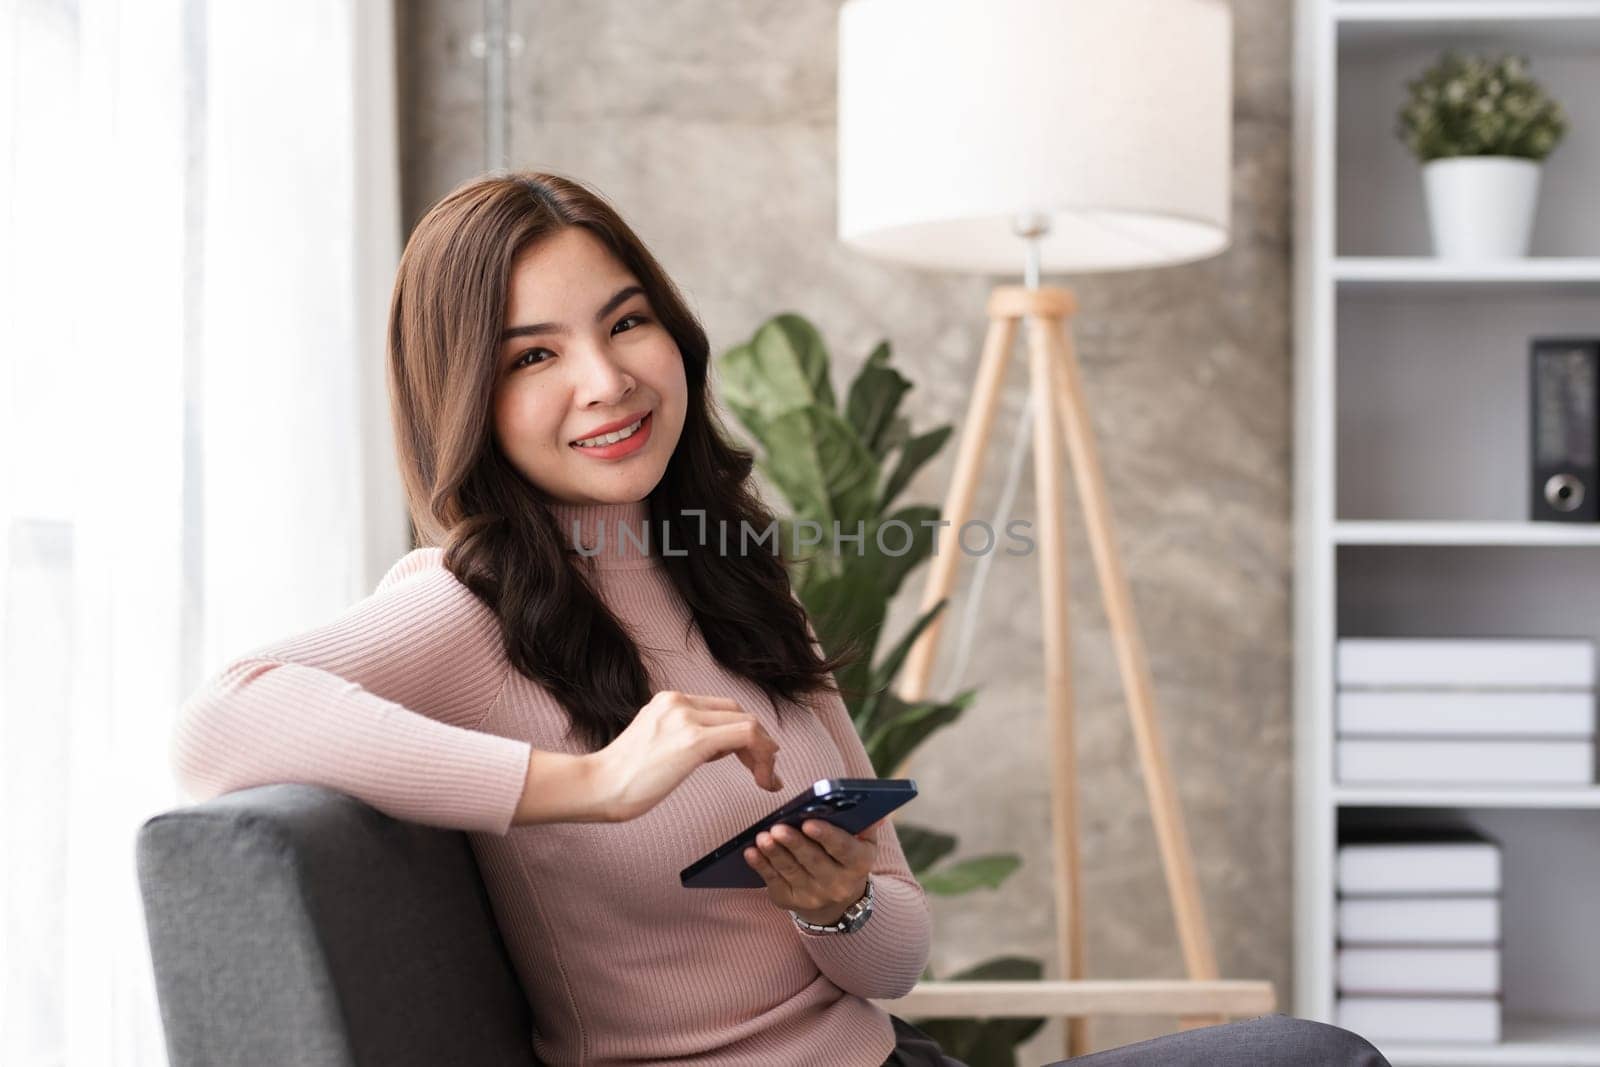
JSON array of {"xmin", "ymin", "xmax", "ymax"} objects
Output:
[{"xmin": 574, "ymin": 346, "xmax": 635, "ymax": 406}]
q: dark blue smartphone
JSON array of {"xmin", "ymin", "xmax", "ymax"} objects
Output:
[{"xmin": 679, "ymin": 777, "xmax": 917, "ymax": 889}]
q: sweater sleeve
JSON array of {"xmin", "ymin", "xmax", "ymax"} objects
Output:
[
  {"xmin": 792, "ymin": 623, "xmax": 933, "ymax": 1000},
  {"xmin": 169, "ymin": 549, "xmax": 533, "ymax": 835}
]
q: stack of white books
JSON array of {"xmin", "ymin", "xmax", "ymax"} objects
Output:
[
  {"xmin": 1336, "ymin": 638, "xmax": 1597, "ymax": 786},
  {"xmin": 1335, "ymin": 830, "xmax": 1503, "ymax": 1044}
]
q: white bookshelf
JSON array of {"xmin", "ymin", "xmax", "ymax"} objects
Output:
[{"xmin": 1293, "ymin": 2, "xmax": 1600, "ymax": 1064}]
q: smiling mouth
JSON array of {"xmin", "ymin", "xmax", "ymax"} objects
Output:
[{"xmin": 571, "ymin": 411, "xmax": 651, "ymax": 448}]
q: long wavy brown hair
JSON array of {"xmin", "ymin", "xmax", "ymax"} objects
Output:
[{"xmin": 386, "ymin": 171, "xmax": 862, "ymax": 751}]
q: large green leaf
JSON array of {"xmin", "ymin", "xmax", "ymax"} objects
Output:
[
  {"xmin": 770, "ymin": 512, "xmax": 834, "ymax": 588},
  {"xmin": 877, "ymin": 413, "xmax": 912, "ymax": 459},
  {"xmin": 950, "ymin": 956, "xmax": 1042, "ymax": 983},
  {"xmin": 716, "ymin": 351, "xmax": 776, "ymax": 443},
  {"xmin": 921, "ymin": 854, "xmax": 1022, "ymax": 896},
  {"xmin": 801, "ymin": 572, "xmax": 887, "ymax": 713},
  {"xmin": 882, "ymin": 424, "xmax": 954, "ymax": 513},
  {"xmin": 869, "ymin": 599, "xmax": 947, "ymax": 697},
  {"xmin": 854, "ymin": 679, "xmax": 909, "ymax": 743},
  {"xmin": 863, "ymin": 689, "xmax": 974, "ymax": 775},
  {"xmin": 760, "ymin": 407, "xmax": 880, "ymax": 534},
  {"xmin": 853, "ymin": 598, "xmax": 948, "ymax": 735},
  {"xmin": 718, "ymin": 313, "xmax": 837, "ymax": 434},
  {"xmin": 857, "ymin": 504, "xmax": 940, "ymax": 601},
  {"xmin": 896, "ymin": 822, "xmax": 957, "ymax": 875},
  {"xmin": 845, "ymin": 341, "xmax": 912, "ymax": 459}
]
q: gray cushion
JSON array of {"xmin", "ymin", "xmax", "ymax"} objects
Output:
[{"xmin": 136, "ymin": 783, "xmax": 541, "ymax": 1066}]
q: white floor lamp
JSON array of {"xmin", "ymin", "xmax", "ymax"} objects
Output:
[{"xmin": 837, "ymin": 1, "xmax": 1275, "ymax": 1057}]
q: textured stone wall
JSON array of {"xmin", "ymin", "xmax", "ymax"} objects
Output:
[{"xmin": 397, "ymin": 2, "xmax": 1293, "ymax": 1058}]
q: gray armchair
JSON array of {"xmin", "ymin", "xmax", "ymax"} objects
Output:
[{"xmin": 136, "ymin": 783, "xmax": 541, "ymax": 1066}]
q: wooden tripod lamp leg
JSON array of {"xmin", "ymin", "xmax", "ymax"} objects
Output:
[
  {"xmin": 895, "ymin": 309, "xmax": 1017, "ymax": 707},
  {"xmin": 1042, "ymin": 313, "xmax": 1224, "ymax": 1030},
  {"xmin": 1023, "ymin": 310, "xmax": 1090, "ymax": 1059}
]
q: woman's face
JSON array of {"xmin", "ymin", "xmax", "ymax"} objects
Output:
[{"xmin": 491, "ymin": 227, "xmax": 687, "ymax": 506}]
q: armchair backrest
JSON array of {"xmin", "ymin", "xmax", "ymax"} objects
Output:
[{"xmin": 136, "ymin": 783, "xmax": 542, "ymax": 1066}]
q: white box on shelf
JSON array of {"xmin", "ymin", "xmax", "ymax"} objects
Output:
[
  {"xmin": 1338, "ymin": 896, "xmax": 1499, "ymax": 944},
  {"xmin": 1335, "ymin": 995, "xmax": 1501, "ymax": 1045},
  {"xmin": 1337, "ymin": 836, "xmax": 1500, "ymax": 895},
  {"xmin": 1337, "ymin": 738, "xmax": 1596, "ymax": 786},
  {"xmin": 1336, "ymin": 638, "xmax": 1596, "ymax": 689},
  {"xmin": 1338, "ymin": 946, "xmax": 1500, "ymax": 995},
  {"xmin": 1337, "ymin": 689, "xmax": 1596, "ymax": 737}
]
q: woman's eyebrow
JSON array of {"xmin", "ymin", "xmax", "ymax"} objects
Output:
[{"xmin": 500, "ymin": 284, "xmax": 646, "ymax": 342}]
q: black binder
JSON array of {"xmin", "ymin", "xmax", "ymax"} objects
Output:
[{"xmin": 1530, "ymin": 337, "xmax": 1600, "ymax": 522}]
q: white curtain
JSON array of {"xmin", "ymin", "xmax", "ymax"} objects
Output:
[{"xmin": 0, "ymin": 0, "xmax": 407, "ymax": 1063}]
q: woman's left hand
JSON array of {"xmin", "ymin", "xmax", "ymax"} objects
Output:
[{"xmin": 744, "ymin": 819, "xmax": 877, "ymax": 925}]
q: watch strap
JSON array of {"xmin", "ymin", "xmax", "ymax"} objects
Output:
[{"xmin": 790, "ymin": 876, "xmax": 874, "ymax": 935}]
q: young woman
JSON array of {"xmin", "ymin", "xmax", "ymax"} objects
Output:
[
  {"xmin": 172, "ymin": 170, "xmax": 956, "ymax": 1067},
  {"xmin": 171, "ymin": 172, "xmax": 1390, "ymax": 1067}
]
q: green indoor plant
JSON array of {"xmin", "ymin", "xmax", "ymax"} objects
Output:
[
  {"xmin": 1396, "ymin": 50, "xmax": 1568, "ymax": 258},
  {"xmin": 717, "ymin": 312, "xmax": 1047, "ymax": 1067}
]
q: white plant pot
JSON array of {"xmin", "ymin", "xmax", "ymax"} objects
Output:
[{"xmin": 1421, "ymin": 156, "xmax": 1542, "ymax": 260}]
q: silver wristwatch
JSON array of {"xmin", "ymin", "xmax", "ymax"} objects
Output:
[{"xmin": 790, "ymin": 877, "xmax": 874, "ymax": 935}]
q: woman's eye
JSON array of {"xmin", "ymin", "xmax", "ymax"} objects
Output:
[
  {"xmin": 512, "ymin": 347, "xmax": 552, "ymax": 370},
  {"xmin": 510, "ymin": 315, "xmax": 649, "ymax": 371}
]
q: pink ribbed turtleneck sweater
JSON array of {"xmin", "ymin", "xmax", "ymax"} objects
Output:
[{"xmin": 170, "ymin": 497, "xmax": 932, "ymax": 1067}]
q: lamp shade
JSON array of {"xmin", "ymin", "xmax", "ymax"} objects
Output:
[{"xmin": 837, "ymin": 0, "xmax": 1232, "ymax": 274}]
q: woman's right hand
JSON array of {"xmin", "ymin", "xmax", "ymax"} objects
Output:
[{"xmin": 589, "ymin": 691, "xmax": 783, "ymax": 822}]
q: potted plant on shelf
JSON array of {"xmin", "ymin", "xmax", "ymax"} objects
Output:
[{"xmin": 1397, "ymin": 50, "xmax": 1568, "ymax": 260}]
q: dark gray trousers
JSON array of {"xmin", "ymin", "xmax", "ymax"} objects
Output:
[{"xmin": 881, "ymin": 1013, "xmax": 1393, "ymax": 1067}]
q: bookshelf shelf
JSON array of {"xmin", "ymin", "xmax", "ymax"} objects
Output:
[
  {"xmin": 1334, "ymin": 787, "xmax": 1600, "ymax": 810},
  {"xmin": 1334, "ymin": 257, "xmax": 1600, "ymax": 290},
  {"xmin": 1334, "ymin": 3, "xmax": 1600, "ymax": 50},
  {"xmin": 1295, "ymin": 0, "xmax": 1600, "ymax": 1060},
  {"xmin": 1334, "ymin": 0, "xmax": 1600, "ymax": 18},
  {"xmin": 1334, "ymin": 522, "xmax": 1600, "ymax": 547}
]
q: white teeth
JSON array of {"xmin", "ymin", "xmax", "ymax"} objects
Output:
[{"xmin": 574, "ymin": 416, "xmax": 644, "ymax": 448}]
